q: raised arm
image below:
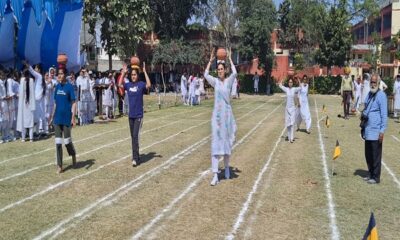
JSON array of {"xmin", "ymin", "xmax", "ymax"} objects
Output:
[
  {"xmin": 204, "ymin": 48, "xmax": 217, "ymax": 87},
  {"xmin": 143, "ymin": 62, "xmax": 151, "ymax": 89},
  {"xmin": 278, "ymin": 80, "xmax": 287, "ymax": 93},
  {"xmin": 118, "ymin": 64, "xmax": 128, "ymax": 88},
  {"xmin": 226, "ymin": 48, "xmax": 237, "ymax": 87}
]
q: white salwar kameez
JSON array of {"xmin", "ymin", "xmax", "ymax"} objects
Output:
[
  {"xmin": 279, "ymin": 84, "xmax": 300, "ymax": 142},
  {"xmin": 29, "ymin": 66, "xmax": 45, "ymax": 134},
  {"xmin": 361, "ymin": 77, "xmax": 370, "ymax": 105},
  {"xmin": 394, "ymin": 80, "xmax": 400, "ymax": 117},
  {"xmin": 77, "ymin": 75, "xmax": 92, "ymax": 124},
  {"xmin": 354, "ymin": 81, "xmax": 362, "ymax": 111},
  {"xmin": 180, "ymin": 75, "xmax": 188, "ymax": 105},
  {"xmin": 296, "ymin": 84, "xmax": 311, "ymax": 132},
  {"xmin": 231, "ymin": 78, "xmax": 238, "ymax": 98},
  {"xmin": 204, "ymin": 65, "xmax": 237, "ymax": 177},
  {"xmin": 17, "ymin": 77, "xmax": 36, "ymax": 141},
  {"xmin": 44, "ymin": 81, "xmax": 54, "ymax": 134},
  {"xmin": 0, "ymin": 79, "xmax": 9, "ymax": 142}
]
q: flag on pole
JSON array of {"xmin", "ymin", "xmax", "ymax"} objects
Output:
[
  {"xmin": 325, "ymin": 116, "xmax": 330, "ymax": 128},
  {"xmin": 362, "ymin": 212, "xmax": 379, "ymax": 240},
  {"xmin": 333, "ymin": 140, "xmax": 341, "ymax": 160}
]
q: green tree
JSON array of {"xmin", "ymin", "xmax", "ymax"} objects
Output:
[
  {"xmin": 148, "ymin": 0, "xmax": 208, "ymax": 40},
  {"xmin": 237, "ymin": 0, "xmax": 276, "ymax": 76},
  {"xmin": 84, "ymin": 0, "xmax": 150, "ymax": 70},
  {"xmin": 314, "ymin": 0, "xmax": 352, "ymax": 73}
]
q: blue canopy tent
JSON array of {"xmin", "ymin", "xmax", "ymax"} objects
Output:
[{"xmin": 0, "ymin": 0, "xmax": 83, "ymax": 71}]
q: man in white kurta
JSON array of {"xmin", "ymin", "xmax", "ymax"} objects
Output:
[
  {"xmin": 393, "ymin": 75, "xmax": 400, "ymax": 118},
  {"xmin": 279, "ymin": 79, "xmax": 300, "ymax": 143},
  {"xmin": 296, "ymin": 79, "xmax": 311, "ymax": 133},
  {"xmin": 204, "ymin": 54, "xmax": 237, "ymax": 186},
  {"xmin": 17, "ymin": 74, "xmax": 36, "ymax": 142},
  {"xmin": 76, "ymin": 69, "xmax": 92, "ymax": 125}
]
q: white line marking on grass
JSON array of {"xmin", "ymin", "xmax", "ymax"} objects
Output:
[
  {"xmin": 382, "ymin": 161, "xmax": 400, "ymax": 189},
  {"xmin": 225, "ymin": 128, "xmax": 285, "ymax": 240},
  {"xmin": 0, "ymin": 108, "xmax": 200, "ymax": 165},
  {"xmin": 130, "ymin": 103, "xmax": 283, "ymax": 240},
  {"xmin": 1, "ymin": 103, "xmax": 268, "ymax": 214},
  {"xmin": 392, "ymin": 135, "xmax": 400, "ymax": 142},
  {"xmin": 0, "ymin": 120, "xmax": 210, "ymax": 213},
  {"xmin": 32, "ymin": 102, "xmax": 271, "ymax": 240},
  {"xmin": 34, "ymin": 137, "xmax": 211, "ymax": 240},
  {"xmin": 0, "ymin": 120, "xmax": 189, "ymax": 183},
  {"xmin": 314, "ymin": 98, "xmax": 340, "ymax": 240}
]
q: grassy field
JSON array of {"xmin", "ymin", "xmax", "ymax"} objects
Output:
[{"xmin": 0, "ymin": 93, "xmax": 399, "ymax": 239}]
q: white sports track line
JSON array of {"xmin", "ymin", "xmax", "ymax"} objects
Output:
[
  {"xmin": 31, "ymin": 101, "xmax": 277, "ymax": 239},
  {"xmin": 131, "ymin": 103, "xmax": 283, "ymax": 239}
]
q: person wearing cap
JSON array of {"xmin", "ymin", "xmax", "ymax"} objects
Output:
[
  {"xmin": 394, "ymin": 74, "xmax": 400, "ymax": 118},
  {"xmin": 204, "ymin": 48, "xmax": 237, "ymax": 186}
]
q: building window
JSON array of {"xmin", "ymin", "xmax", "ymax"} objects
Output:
[
  {"xmin": 375, "ymin": 18, "xmax": 381, "ymax": 33},
  {"xmin": 358, "ymin": 54, "xmax": 362, "ymax": 59},
  {"xmin": 353, "ymin": 54, "xmax": 356, "ymax": 59},
  {"xmin": 383, "ymin": 13, "xmax": 391, "ymax": 30}
]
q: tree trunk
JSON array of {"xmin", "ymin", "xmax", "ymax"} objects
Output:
[
  {"xmin": 161, "ymin": 63, "xmax": 166, "ymax": 96},
  {"xmin": 108, "ymin": 53, "xmax": 112, "ymax": 71}
]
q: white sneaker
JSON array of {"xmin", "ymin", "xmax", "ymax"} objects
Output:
[
  {"xmin": 225, "ymin": 167, "xmax": 230, "ymax": 179},
  {"xmin": 210, "ymin": 173, "xmax": 219, "ymax": 186}
]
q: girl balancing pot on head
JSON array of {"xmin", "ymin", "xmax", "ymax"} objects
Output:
[
  {"xmin": 204, "ymin": 47, "xmax": 237, "ymax": 186},
  {"xmin": 118, "ymin": 57, "xmax": 151, "ymax": 167},
  {"xmin": 49, "ymin": 59, "xmax": 78, "ymax": 174}
]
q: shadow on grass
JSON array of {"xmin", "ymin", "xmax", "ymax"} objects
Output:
[
  {"xmin": 64, "ymin": 159, "xmax": 96, "ymax": 172},
  {"xmin": 353, "ymin": 169, "xmax": 369, "ymax": 178},
  {"xmin": 218, "ymin": 166, "xmax": 241, "ymax": 181},
  {"xmin": 139, "ymin": 152, "xmax": 162, "ymax": 165}
]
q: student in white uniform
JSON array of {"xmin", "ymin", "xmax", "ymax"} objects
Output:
[
  {"xmin": 26, "ymin": 63, "xmax": 46, "ymax": 136},
  {"xmin": 353, "ymin": 76, "xmax": 363, "ymax": 112},
  {"xmin": 361, "ymin": 73, "xmax": 370, "ymax": 105},
  {"xmin": 0, "ymin": 72, "xmax": 9, "ymax": 143},
  {"xmin": 253, "ymin": 72, "xmax": 259, "ymax": 94},
  {"xmin": 76, "ymin": 68, "xmax": 92, "ymax": 125},
  {"xmin": 279, "ymin": 77, "xmax": 301, "ymax": 143},
  {"xmin": 393, "ymin": 74, "xmax": 400, "ymax": 118},
  {"xmin": 180, "ymin": 72, "xmax": 188, "ymax": 105},
  {"xmin": 17, "ymin": 69, "xmax": 36, "ymax": 142},
  {"xmin": 44, "ymin": 73, "xmax": 55, "ymax": 134},
  {"xmin": 296, "ymin": 75, "xmax": 312, "ymax": 134}
]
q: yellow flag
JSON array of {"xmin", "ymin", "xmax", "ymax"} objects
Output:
[
  {"xmin": 363, "ymin": 213, "xmax": 379, "ymax": 240},
  {"xmin": 322, "ymin": 104, "xmax": 326, "ymax": 113},
  {"xmin": 333, "ymin": 140, "xmax": 341, "ymax": 160},
  {"xmin": 325, "ymin": 116, "xmax": 330, "ymax": 128}
]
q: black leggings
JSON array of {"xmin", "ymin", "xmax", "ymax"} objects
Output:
[{"xmin": 129, "ymin": 118, "xmax": 143, "ymax": 161}]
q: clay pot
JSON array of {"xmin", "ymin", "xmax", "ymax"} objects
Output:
[
  {"xmin": 130, "ymin": 56, "xmax": 140, "ymax": 66},
  {"xmin": 344, "ymin": 66, "xmax": 351, "ymax": 75},
  {"xmin": 216, "ymin": 48, "xmax": 227, "ymax": 60},
  {"xmin": 57, "ymin": 53, "xmax": 68, "ymax": 65}
]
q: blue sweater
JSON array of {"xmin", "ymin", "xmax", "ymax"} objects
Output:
[{"xmin": 364, "ymin": 90, "xmax": 387, "ymax": 141}]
